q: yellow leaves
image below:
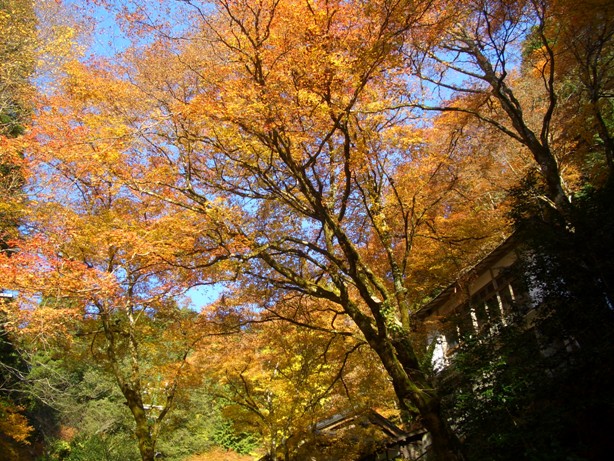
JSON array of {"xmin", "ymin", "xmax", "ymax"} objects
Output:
[
  {"xmin": 170, "ymin": 0, "xmax": 405, "ymax": 143},
  {"xmin": 35, "ymin": 0, "xmax": 85, "ymax": 72},
  {"xmin": 0, "ymin": 401, "xmax": 33, "ymax": 444},
  {"xmin": 0, "ymin": 0, "xmax": 36, "ymax": 116},
  {"xmin": 185, "ymin": 447, "xmax": 254, "ymax": 461},
  {"xmin": 36, "ymin": 23, "xmax": 80, "ymax": 71},
  {"xmin": 61, "ymin": 60, "xmax": 136, "ymax": 110},
  {"xmin": 195, "ymin": 296, "xmax": 382, "ymax": 456}
]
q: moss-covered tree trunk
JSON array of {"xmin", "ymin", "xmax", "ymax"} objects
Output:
[{"xmin": 360, "ymin": 325, "xmax": 463, "ymax": 461}]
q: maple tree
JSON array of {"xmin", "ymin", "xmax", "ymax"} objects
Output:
[
  {"xmin": 74, "ymin": 1, "xmax": 523, "ymax": 459},
  {"xmin": 404, "ymin": 0, "xmax": 614, "ymax": 323},
  {"xmin": 0, "ymin": 194, "xmax": 203, "ymax": 461},
  {"xmin": 0, "ymin": 56, "xmax": 242, "ymax": 459},
  {"xmin": 0, "ymin": 192, "xmax": 209, "ymax": 461},
  {"xmin": 366, "ymin": 110, "xmax": 518, "ymax": 308},
  {"xmin": 201, "ymin": 295, "xmax": 393, "ymax": 461},
  {"xmin": 547, "ymin": 0, "xmax": 614, "ymax": 180},
  {"xmin": 5, "ymin": 0, "xmax": 610, "ymax": 459}
]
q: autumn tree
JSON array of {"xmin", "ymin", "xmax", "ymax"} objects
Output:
[
  {"xmin": 1, "ymin": 197, "xmax": 201, "ymax": 461},
  {"xmin": 1, "ymin": 182, "xmax": 210, "ymax": 461},
  {"xmin": 208, "ymin": 323, "xmax": 339, "ymax": 461},
  {"xmin": 73, "ymin": 1, "xmax": 527, "ymax": 459},
  {"xmin": 201, "ymin": 295, "xmax": 393, "ymax": 461},
  {"xmin": 547, "ymin": 0, "xmax": 614, "ymax": 182},
  {"xmin": 3, "ymin": 1, "xmax": 532, "ymax": 459},
  {"xmin": 0, "ymin": 0, "xmax": 36, "ymax": 253},
  {"xmin": 2, "ymin": 0, "xmax": 605, "ymax": 458},
  {"xmin": 0, "ymin": 0, "xmax": 36, "ymax": 137},
  {"xmin": 0, "ymin": 0, "xmax": 37, "ymax": 453},
  {"xmin": 0, "ymin": 56, "xmax": 241, "ymax": 460},
  {"xmin": 408, "ymin": 0, "xmax": 614, "ymax": 224},
  {"xmin": 1, "ymin": 0, "xmax": 82, "ymax": 249},
  {"xmin": 403, "ymin": 0, "xmax": 614, "ymax": 329}
]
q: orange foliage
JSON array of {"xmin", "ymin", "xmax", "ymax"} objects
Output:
[
  {"xmin": 10, "ymin": 1, "xmax": 602, "ymax": 459},
  {"xmin": 0, "ymin": 401, "xmax": 33, "ymax": 444}
]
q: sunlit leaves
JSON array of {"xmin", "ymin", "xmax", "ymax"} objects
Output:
[{"xmin": 199, "ymin": 304, "xmax": 392, "ymax": 460}]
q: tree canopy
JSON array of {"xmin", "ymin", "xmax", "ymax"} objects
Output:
[{"xmin": 0, "ymin": 1, "xmax": 612, "ymax": 460}]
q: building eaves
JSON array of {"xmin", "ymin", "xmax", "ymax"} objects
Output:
[{"xmin": 414, "ymin": 232, "xmax": 521, "ymax": 320}]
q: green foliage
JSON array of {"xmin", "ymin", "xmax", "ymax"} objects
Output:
[
  {"xmin": 0, "ymin": 112, "xmax": 25, "ymax": 137},
  {"xmin": 45, "ymin": 439, "xmax": 71, "ymax": 461},
  {"xmin": 155, "ymin": 388, "xmax": 218, "ymax": 460},
  {"xmin": 60, "ymin": 434, "xmax": 140, "ymax": 461},
  {"xmin": 155, "ymin": 387, "xmax": 260, "ymax": 460},
  {"xmin": 39, "ymin": 435, "xmax": 140, "ymax": 461},
  {"xmin": 18, "ymin": 351, "xmax": 139, "ymax": 460},
  {"xmin": 2, "ymin": 316, "xmax": 262, "ymax": 461},
  {"xmin": 21, "ymin": 347, "xmax": 261, "ymax": 461},
  {"xmin": 210, "ymin": 420, "xmax": 260, "ymax": 455}
]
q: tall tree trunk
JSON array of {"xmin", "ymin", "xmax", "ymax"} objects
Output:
[{"xmin": 102, "ymin": 311, "xmax": 158, "ymax": 461}]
